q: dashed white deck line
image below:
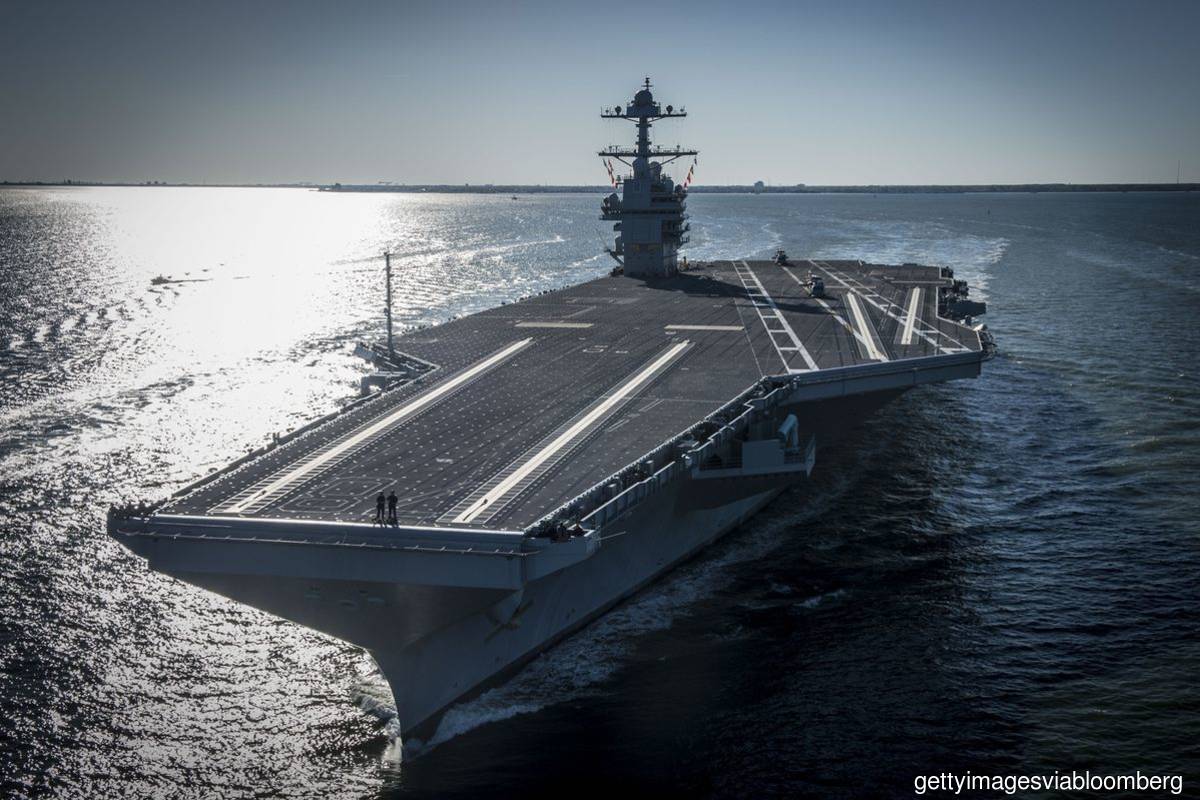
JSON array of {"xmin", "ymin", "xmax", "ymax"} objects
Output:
[
  {"xmin": 845, "ymin": 292, "xmax": 888, "ymax": 361},
  {"xmin": 452, "ymin": 340, "xmax": 691, "ymax": 524},
  {"xmin": 217, "ymin": 338, "xmax": 534, "ymax": 515},
  {"xmin": 901, "ymin": 287, "xmax": 922, "ymax": 346},
  {"xmin": 734, "ymin": 260, "xmax": 817, "ymax": 372}
]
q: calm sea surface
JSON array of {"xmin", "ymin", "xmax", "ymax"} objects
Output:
[{"xmin": 1, "ymin": 188, "xmax": 1197, "ymax": 798}]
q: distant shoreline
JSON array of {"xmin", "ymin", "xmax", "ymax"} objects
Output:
[{"xmin": 2, "ymin": 180, "xmax": 1197, "ymax": 194}]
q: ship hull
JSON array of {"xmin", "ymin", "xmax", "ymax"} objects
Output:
[
  {"xmin": 146, "ymin": 469, "xmax": 784, "ymax": 740},
  {"xmin": 136, "ymin": 387, "xmax": 907, "ymax": 740},
  {"xmin": 379, "ymin": 387, "xmax": 908, "ymax": 738},
  {"xmin": 381, "ymin": 480, "xmax": 784, "ymax": 741}
]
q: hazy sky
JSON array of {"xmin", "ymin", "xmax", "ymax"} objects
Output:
[{"xmin": 2, "ymin": 0, "xmax": 1198, "ymax": 185}]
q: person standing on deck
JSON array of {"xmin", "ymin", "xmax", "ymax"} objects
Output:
[
  {"xmin": 375, "ymin": 492, "xmax": 386, "ymax": 525},
  {"xmin": 387, "ymin": 490, "xmax": 398, "ymax": 526}
]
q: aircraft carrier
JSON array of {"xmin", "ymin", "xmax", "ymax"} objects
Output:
[{"xmin": 109, "ymin": 80, "xmax": 993, "ymax": 741}]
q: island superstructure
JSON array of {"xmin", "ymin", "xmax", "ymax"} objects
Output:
[
  {"xmin": 599, "ymin": 78, "xmax": 696, "ymax": 276},
  {"xmin": 109, "ymin": 80, "xmax": 992, "ymax": 742}
]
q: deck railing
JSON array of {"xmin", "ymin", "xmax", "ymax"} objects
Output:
[{"xmin": 528, "ymin": 373, "xmax": 798, "ymax": 537}]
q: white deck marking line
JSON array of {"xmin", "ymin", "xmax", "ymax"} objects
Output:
[
  {"xmin": 727, "ymin": 273, "xmax": 768, "ymax": 377},
  {"xmin": 829, "ymin": 263, "xmax": 972, "ymax": 354},
  {"xmin": 734, "ymin": 260, "xmax": 817, "ymax": 372},
  {"xmin": 779, "ymin": 265, "xmax": 877, "ymax": 355},
  {"xmin": 664, "ymin": 324, "xmax": 744, "ymax": 331},
  {"xmin": 562, "ymin": 305, "xmax": 596, "ymax": 319},
  {"xmin": 219, "ymin": 338, "xmax": 533, "ymax": 514},
  {"xmin": 515, "ymin": 321, "xmax": 593, "ymax": 329},
  {"xmin": 809, "ymin": 260, "xmax": 938, "ymax": 349},
  {"xmin": 901, "ymin": 287, "xmax": 922, "ymax": 345},
  {"xmin": 845, "ymin": 292, "xmax": 888, "ymax": 361},
  {"xmin": 453, "ymin": 340, "xmax": 691, "ymax": 524},
  {"xmin": 812, "ymin": 262, "xmax": 965, "ymax": 352}
]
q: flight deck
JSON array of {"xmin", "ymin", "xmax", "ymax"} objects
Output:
[
  {"xmin": 109, "ymin": 81, "xmax": 997, "ymax": 743},
  {"xmin": 160, "ymin": 259, "xmax": 984, "ymax": 530}
]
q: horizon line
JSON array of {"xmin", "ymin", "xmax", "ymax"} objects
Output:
[{"xmin": 3, "ymin": 180, "xmax": 1198, "ymax": 194}]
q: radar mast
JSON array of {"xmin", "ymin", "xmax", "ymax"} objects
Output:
[{"xmin": 599, "ymin": 78, "xmax": 697, "ymax": 278}]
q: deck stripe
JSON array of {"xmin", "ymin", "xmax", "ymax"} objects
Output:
[
  {"xmin": 665, "ymin": 324, "xmax": 744, "ymax": 331},
  {"xmin": 218, "ymin": 338, "xmax": 533, "ymax": 514},
  {"xmin": 845, "ymin": 292, "xmax": 888, "ymax": 361},
  {"xmin": 515, "ymin": 321, "xmax": 593, "ymax": 329},
  {"xmin": 452, "ymin": 340, "xmax": 690, "ymax": 524},
  {"xmin": 901, "ymin": 287, "xmax": 922, "ymax": 345},
  {"xmin": 779, "ymin": 265, "xmax": 878, "ymax": 355},
  {"xmin": 812, "ymin": 261, "xmax": 970, "ymax": 353},
  {"xmin": 734, "ymin": 260, "xmax": 817, "ymax": 372}
]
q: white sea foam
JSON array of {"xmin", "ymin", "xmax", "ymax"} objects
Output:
[
  {"xmin": 813, "ymin": 223, "xmax": 1008, "ymax": 302},
  {"xmin": 685, "ymin": 212, "xmax": 780, "ymax": 263},
  {"xmin": 793, "ymin": 588, "xmax": 848, "ymax": 610}
]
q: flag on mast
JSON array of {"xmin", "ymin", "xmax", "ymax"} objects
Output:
[
  {"xmin": 605, "ymin": 159, "xmax": 617, "ymax": 188},
  {"xmin": 683, "ymin": 157, "xmax": 697, "ymax": 189}
]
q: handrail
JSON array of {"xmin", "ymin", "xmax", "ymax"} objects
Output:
[
  {"xmin": 526, "ymin": 348, "xmax": 984, "ymax": 537},
  {"xmin": 528, "ymin": 373, "xmax": 790, "ymax": 536}
]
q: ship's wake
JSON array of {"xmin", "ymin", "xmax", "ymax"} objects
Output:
[{"xmin": 814, "ymin": 224, "xmax": 1007, "ymax": 302}]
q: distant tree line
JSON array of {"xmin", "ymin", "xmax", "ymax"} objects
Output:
[{"xmin": 3, "ymin": 180, "xmax": 1197, "ymax": 194}]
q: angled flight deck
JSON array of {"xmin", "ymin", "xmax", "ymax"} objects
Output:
[{"xmin": 160, "ymin": 259, "xmax": 983, "ymax": 530}]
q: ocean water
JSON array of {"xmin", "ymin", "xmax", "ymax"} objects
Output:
[{"xmin": 1, "ymin": 188, "xmax": 1197, "ymax": 798}]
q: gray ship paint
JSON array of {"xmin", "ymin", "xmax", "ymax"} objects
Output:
[{"xmin": 108, "ymin": 85, "xmax": 991, "ymax": 740}]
